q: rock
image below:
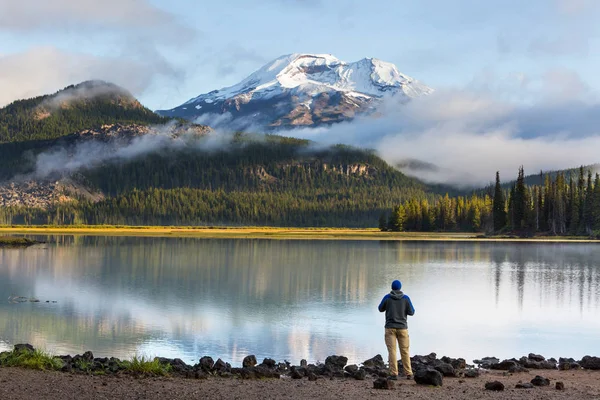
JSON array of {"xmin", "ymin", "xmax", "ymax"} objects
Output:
[
  {"xmin": 199, "ymin": 356, "xmax": 214, "ymax": 371},
  {"xmin": 531, "ymin": 375, "xmax": 550, "ymax": 386},
  {"xmin": 414, "ymin": 368, "xmax": 443, "ymax": 387},
  {"xmin": 509, "ymin": 364, "xmax": 528, "ymax": 373},
  {"xmin": 528, "ymin": 353, "xmax": 545, "ymax": 362},
  {"xmin": 441, "ymin": 356, "xmax": 466, "ymax": 370},
  {"xmin": 82, "ymin": 351, "xmax": 94, "ymax": 361},
  {"xmin": 344, "ymin": 364, "xmax": 358, "ymax": 374},
  {"xmin": 519, "ymin": 356, "xmax": 556, "ymax": 369},
  {"xmin": 373, "ymin": 378, "xmax": 394, "ymax": 390},
  {"xmin": 194, "ymin": 371, "xmax": 208, "ymax": 379},
  {"xmin": 362, "ymin": 354, "xmax": 385, "ymax": 369},
  {"xmin": 261, "ymin": 358, "xmax": 276, "ymax": 369},
  {"xmin": 290, "ymin": 368, "xmax": 303, "ymax": 379},
  {"xmin": 308, "ymin": 372, "xmax": 318, "ymax": 381},
  {"xmin": 300, "ymin": 359, "xmax": 307, "ymax": 367},
  {"xmin": 485, "ymin": 381, "xmax": 505, "ymax": 391},
  {"xmin": 242, "ymin": 355, "xmax": 257, "ymax": 368},
  {"xmin": 213, "ymin": 358, "xmax": 230, "ymax": 372},
  {"xmin": 490, "ymin": 359, "xmax": 519, "ymax": 371},
  {"xmin": 325, "ymin": 355, "xmax": 348, "ymax": 370},
  {"xmin": 474, "ymin": 357, "xmax": 499, "ymax": 369},
  {"xmin": 515, "ymin": 382, "xmax": 534, "ymax": 389},
  {"xmin": 464, "ymin": 369, "xmax": 480, "ymax": 378},
  {"xmin": 434, "ymin": 362, "xmax": 456, "ymax": 377},
  {"xmin": 353, "ymin": 369, "xmax": 367, "ymax": 380},
  {"xmin": 558, "ymin": 357, "xmax": 580, "ymax": 371},
  {"xmin": 13, "ymin": 344, "xmax": 34, "ymax": 353},
  {"xmin": 580, "ymin": 356, "xmax": 600, "ymax": 370},
  {"xmin": 556, "ymin": 381, "xmax": 565, "ymax": 390}
]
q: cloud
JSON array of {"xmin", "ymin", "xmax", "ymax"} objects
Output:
[
  {"xmin": 0, "ymin": 47, "xmax": 183, "ymax": 107},
  {"xmin": 0, "ymin": 0, "xmax": 191, "ymax": 39},
  {"xmin": 528, "ymin": 35, "xmax": 589, "ymax": 57},
  {"xmin": 555, "ymin": 0, "xmax": 598, "ymax": 15},
  {"xmin": 274, "ymin": 79, "xmax": 600, "ymax": 187}
]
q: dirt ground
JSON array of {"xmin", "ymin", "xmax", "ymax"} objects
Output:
[{"xmin": 1, "ymin": 367, "xmax": 599, "ymax": 400}]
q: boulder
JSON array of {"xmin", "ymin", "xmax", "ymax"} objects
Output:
[
  {"xmin": 353, "ymin": 369, "xmax": 367, "ymax": 380},
  {"xmin": 558, "ymin": 357, "xmax": 580, "ymax": 370},
  {"xmin": 325, "ymin": 355, "xmax": 348, "ymax": 370},
  {"xmin": 242, "ymin": 355, "xmax": 257, "ymax": 368},
  {"xmin": 580, "ymin": 356, "xmax": 600, "ymax": 370},
  {"xmin": 199, "ymin": 356, "xmax": 214, "ymax": 371},
  {"xmin": 414, "ymin": 368, "xmax": 443, "ymax": 387},
  {"xmin": 531, "ymin": 375, "xmax": 550, "ymax": 386},
  {"xmin": 308, "ymin": 372, "xmax": 318, "ymax": 381},
  {"xmin": 344, "ymin": 364, "xmax": 359, "ymax": 374},
  {"xmin": 213, "ymin": 358, "xmax": 230, "ymax": 372},
  {"xmin": 556, "ymin": 381, "xmax": 565, "ymax": 390},
  {"xmin": 474, "ymin": 357, "xmax": 499, "ymax": 369},
  {"xmin": 490, "ymin": 359, "xmax": 519, "ymax": 371},
  {"xmin": 515, "ymin": 382, "xmax": 534, "ymax": 389},
  {"xmin": 519, "ymin": 356, "xmax": 556, "ymax": 369},
  {"xmin": 362, "ymin": 354, "xmax": 385, "ymax": 369},
  {"xmin": 441, "ymin": 356, "xmax": 466, "ymax": 370},
  {"xmin": 82, "ymin": 351, "xmax": 94, "ymax": 362},
  {"xmin": 485, "ymin": 381, "xmax": 505, "ymax": 391},
  {"xmin": 260, "ymin": 358, "xmax": 276, "ymax": 369},
  {"xmin": 13, "ymin": 344, "xmax": 35, "ymax": 353},
  {"xmin": 373, "ymin": 378, "xmax": 394, "ymax": 390},
  {"xmin": 433, "ymin": 362, "xmax": 456, "ymax": 377},
  {"xmin": 464, "ymin": 369, "xmax": 480, "ymax": 378},
  {"xmin": 290, "ymin": 368, "xmax": 303, "ymax": 379},
  {"xmin": 300, "ymin": 359, "xmax": 307, "ymax": 367},
  {"xmin": 528, "ymin": 353, "xmax": 545, "ymax": 362}
]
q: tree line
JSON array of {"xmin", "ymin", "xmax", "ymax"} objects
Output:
[{"xmin": 381, "ymin": 166, "xmax": 600, "ymax": 237}]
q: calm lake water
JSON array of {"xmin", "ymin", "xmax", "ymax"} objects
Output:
[{"xmin": 1, "ymin": 236, "xmax": 599, "ymax": 365}]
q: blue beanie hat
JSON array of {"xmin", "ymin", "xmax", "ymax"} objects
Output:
[{"xmin": 391, "ymin": 280, "xmax": 402, "ymax": 290}]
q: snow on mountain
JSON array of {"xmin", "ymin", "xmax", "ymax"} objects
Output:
[{"xmin": 158, "ymin": 53, "xmax": 433, "ymax": 130}]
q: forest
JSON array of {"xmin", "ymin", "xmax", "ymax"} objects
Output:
[
  {"xmin": 382, "ymin": 166, "xmax": 600, "ymax": 237},
  {"xmin": 0, "ymin": 82, "xmax": 166, "ymax": 144},
  {"xmin": 0, "ymin": 135, "xmax": 435, "ymax": 227}
]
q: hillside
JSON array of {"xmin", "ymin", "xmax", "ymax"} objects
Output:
[
  {"xmin": 0, "ymin": 81, "xmax": 167, "ymax": 143},
  {"xmin": 0, "ymin": 129, "xmax": 433, "ymax": 227},
  {"xmin": 158, "ymin": 53, "xmax": 432, "ymax": 130}
]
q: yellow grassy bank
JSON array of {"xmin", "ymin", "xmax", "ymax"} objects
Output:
[{"xmin": 0, "ymin": 226, "xmax": 598, "ymax": 242}]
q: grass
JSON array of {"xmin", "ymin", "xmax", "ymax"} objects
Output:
[
  {"xmin": 0, "ymin": 349, "xmax": 63, "ymax": 371},
  {"xmin": 121, "ymin": 356, "xmax": 172, "ymax": 376},
  {"xmin": 0, "ymin": 348, "xmax": 171, "ymax": 376},
  {"xmin": 0, "ymin": 226, "xmax": 598, "ymax": 242},
  {"xmin": 0, "ymin": 236, "xmax": 38, "ymax": 247}
]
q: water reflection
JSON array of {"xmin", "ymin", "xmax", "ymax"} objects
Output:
[{"xmin": 0, "ymin": 238, "xmax": 599, "ymax": 364}]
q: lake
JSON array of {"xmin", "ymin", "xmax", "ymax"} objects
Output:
[{"xmin": 1, "ymin": 236, "xmax": 599, "ymax": 366}]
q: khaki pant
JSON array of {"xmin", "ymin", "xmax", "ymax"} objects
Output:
[{"xmin": 384, "ymin": 328, "xmax": 413, "ymax": 376}]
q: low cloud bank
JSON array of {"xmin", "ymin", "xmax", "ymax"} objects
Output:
[{"xmin": 276, "ymin": 88, "xmax": 600, "ymax": 187}]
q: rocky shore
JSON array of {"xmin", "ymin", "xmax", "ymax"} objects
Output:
[{"xmin": 1, "ymin": 344, "xmax": 600, "ymax": 399}]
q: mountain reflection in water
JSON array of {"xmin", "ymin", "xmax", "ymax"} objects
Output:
[{"xmin": 1, "ymin": 237, "xmax": 598, "ymax": 364}]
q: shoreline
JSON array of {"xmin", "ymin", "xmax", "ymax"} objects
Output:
[
  {"xmin": 0, "ymin": 226, "xmax": 599, "ymax": 242},
  {"xmin": 1, "ymin": 345, "xmax": 600, "ymax": 399}
]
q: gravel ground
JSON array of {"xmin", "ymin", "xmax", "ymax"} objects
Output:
[{"xmin": 1, "ymin": 368, "xmax": 600, "ymax": 400}]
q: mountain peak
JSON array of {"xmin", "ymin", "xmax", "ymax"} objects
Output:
[{"xmin": 158, "ymin": 53, "xmax": 433, "ymax": 130}]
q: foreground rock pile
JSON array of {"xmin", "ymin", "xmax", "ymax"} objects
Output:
[{"xmin": 1, "ymin": 344, "xmax": 600, "ymax": 388}]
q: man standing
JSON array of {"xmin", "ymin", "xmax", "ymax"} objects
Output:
[{"xmin": 378, "ymin": 279, "xmax": 415, "ymax": 380}]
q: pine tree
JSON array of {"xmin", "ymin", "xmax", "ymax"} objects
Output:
[
  {"xmin": 513, "ymin": 166, "xmax": 526, "ymax": 231},
  {"xmin": 492, "ymin": 171, "xmax": 507, "ymax": 232},
  {"xmin": 378, "ymin": 213, "xmax": 388, "ymax": 231}
]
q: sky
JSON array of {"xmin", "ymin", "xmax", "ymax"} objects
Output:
[
  {"xmin": 1, "ymin": 0, "xmax": 600, "ymax": 110},
  {"xmin": 2, "ymin": 0, "xmax": 600, "ymax": 184}
]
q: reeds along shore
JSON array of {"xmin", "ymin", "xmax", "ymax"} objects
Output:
[{"xmin": 1, "ymin": 344, "xmax": 599, "ymax": 386}]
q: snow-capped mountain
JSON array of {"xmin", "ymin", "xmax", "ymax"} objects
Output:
[{"xmin": 157, "ymin": 53, "xmax": 433, "ymax": 130}]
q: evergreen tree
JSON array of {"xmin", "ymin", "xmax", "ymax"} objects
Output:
[
  {"xmin": 492, "ymin": 171, "xmax": 507, "ymax": 232},
  {"xmin": 378, "ymin": 213, "xmax": 388, "ymax": 231}
]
